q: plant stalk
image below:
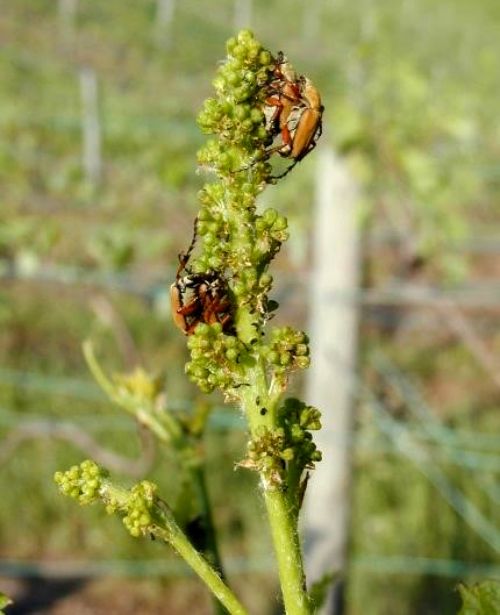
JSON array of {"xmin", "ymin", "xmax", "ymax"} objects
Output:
[
  {"xmin": 100, "ymin": 480, "xmax": 246, "ymax": 615},
  {"xmin": 263, "ymin": 487, "xmax": 312, "ymax": 615},
  {"xmin": 240, "ymin": 366, "xmax": 312, "ymax": 615},
  {"xmin": 153, "ymin": 520, "xmax": 248, "ymax": 615}
]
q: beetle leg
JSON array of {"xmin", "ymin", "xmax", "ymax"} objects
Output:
[
  {"xmin": 185, "ymin": 321, "xmax": 201, "ymax": 335},
  {"xmin": 265, "ymin": 94, "xmax": 283, "ymax": 108},
  {"xmin": 177, "ymin": 296, "xmax": 202, "ymax": 316},
  {"xmin": 266, "ymin": 86, "xmax": 302, "ymax": 105},
  {"xmin": 279, "ymin": 123, "xmax": 293, "ymax": 153},
  {"xmin": 313, "ymin": 120, "xmax": 323, "ymax": 141},
  {"xmin": 219, "ymin": 313, "xmax": 232, "ymax": 329},
  {"xmin": 205, "ymin": 309, "xmax": 218, "ymax": 324},
  {"xmin": 269, "ymin": 137, "xmax": 319, "ymax": 181},
  {"xmin": 204, "ymin": 297, "xmax": 230, "ymax": 322},
  {"xmin": 264, "ymin": 96, "xmax": 284, "ymax": 133},
  {"xmin": 212, "ymin": 294, "xmax": 231, "ymax": 311}
]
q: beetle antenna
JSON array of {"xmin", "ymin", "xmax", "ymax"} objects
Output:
[{"xmin": 177, "ymin": 215, "xmax": 199, "ymax": 276}]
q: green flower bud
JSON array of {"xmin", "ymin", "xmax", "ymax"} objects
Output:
[
  {"xmin": 241, "ymin": 118, "xmax": 254, "ymax": 132},
  {"xmin": 263, "ymin": 208, "xmax": 278, "ymax": 225},
  {"xmin": 68, "ymin": 466, "xmax": 79, "ymax": 479},
  {"xmin": 212, "ymin": 75, "xmax": 225, "ymax": 92},
  {"xmin": 232, "ymin": 44, "xmax": 246, "ymax": 59},
  {"xmin": 140, "ymin": 512, "xmax": 151, "ymax": 526},
  {"xmin": 257, "ymin": 125, "xmax": 270, "ymax": 140},
  {"xmin": 243, "ymin": 71, "xmax": 256, "ymax": 87},
  {"xmin": 226, "ymin": 37, "xmax": 237, "ymax": 54},
  {"xmin": 259, "ymin": 50, "xmax": 272, "ymax": 66},
  {"xmin": 226, "ymin": 348, "xmax": 239, "ymax": 361},
  {"xmin": 207, "ymin": 373, "xmax": 218, "ymax": 386},
  {"xmin": 204, "ymin": 233, "xmax": 219, "ymax": 248},
  {"xmin": 290, "ymin": 424, "xmax": 304, "ymax": 442},
  {"xmin": 255, "ymin": 217, "xmax": 266, "ymax": 232},
  {"xmin": 280, "ymin": 352, "xmax": 292, "ymax": 366},
  {"xmin": 272, "ymin": 215, "xmax": 288, "ymax": 231},
  {"xmin": 234, "ymin": 84, "xmax": 252, "ymax": 102},
  {"xmin": 234, "ymin": 104, "xmax": 250, "ymax": 120},
  {"xmin": 250, "ymin": 108, "xmax": 264, "ymax": 124},
  {"xmin": 267, "ymin": 350, "xmax": 280, "ymax": 364},
  {"xmin": 280, "ymin": 448, "xmax": 294, "ymax": 461},
  {"xmin": 218, "ymin": 152, "xmax": 231, "ymax": 168},
  {"xmin": 237, "ymin": 29, "xmax": 254, "ymax": 44},
  {"xmin": 193, "ymin": 366, "xmax": 209, "ymax": 379},
  {"xmin": 247, "ymin": 42, "xmax": 260, "ymax": 60},
  {"xmin": 295, "ymin": 356, "xmax": 310, "ymax": 369},
  {"xmin": 226, "ymin": 71, "xmax": 242, "ymax": 87},
  {"xmin": 295, "ymin": 344, "xmax": 309, "ymax": 356}
]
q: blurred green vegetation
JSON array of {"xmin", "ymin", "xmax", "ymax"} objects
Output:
[
  {"xmin": 458, "ymin": 580, "xmax": 500, "ymax": 614},
  {"xmin": 1, "ymin": 0, "xmax": 499, "ymax": 613}
]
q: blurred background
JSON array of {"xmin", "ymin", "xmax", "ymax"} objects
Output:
[{"xmin": 0, "ymin": 1, "xmax": 499, "ymax": 613}]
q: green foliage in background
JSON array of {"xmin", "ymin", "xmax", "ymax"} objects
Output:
[
  {"xmin": 322, "ymin": 0, "xmax": 499, "ymax": 278},
  {"xmin": 458, "ymin": 580, "xmax": 500, "ymax": 615},
  {"xmin": 1, "ymin": 0, "xmax": 499, "ymax": 613}
]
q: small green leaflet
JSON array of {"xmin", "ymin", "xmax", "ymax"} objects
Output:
[{"xmin": 458, "ymin": 580, "xmax": 500, "ymax": 615}]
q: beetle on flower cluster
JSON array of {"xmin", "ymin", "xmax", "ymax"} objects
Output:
[
  {"xmin": 173, "ymin": 29, "xmax": 325, "ymax": 613},
  {"xmin": 56, "ymin": 30, "xmax": 325, "ymax": 615},
  {"xmin": 175, "ymin": 29, "xmax": 323, "ymax": 486}
]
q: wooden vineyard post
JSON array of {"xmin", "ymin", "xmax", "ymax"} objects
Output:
[
  {"xmin": 233, "ymin": 0, "xmax": 253, "ymax": 30},
  {"xmin": 154, "ymin": 0, "xmax": 176, "ymax": 48},
  {"xmin": 303, "ymin": 148, "xmax": 362, "ymax": 614},
  {"xmin": 79, "ymin": 67, "xmax": 102, "ymax": 186},
  {"xmin": 58, "ymin": 0, "xmax": 78, "ymax": 47}
]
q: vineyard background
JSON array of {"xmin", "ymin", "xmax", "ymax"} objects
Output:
[{"xmin": 0, "ymin": 1, "xmax": 499, "ymax": 614}]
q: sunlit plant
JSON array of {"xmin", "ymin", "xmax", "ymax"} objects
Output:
[{"xmin": 55, "ymin": 30, "xmax": 324, "ymax": 615}]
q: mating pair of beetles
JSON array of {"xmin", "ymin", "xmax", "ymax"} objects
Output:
[
  {"xmin": 171, "ymin": 52, "xmax": 324, "ymax": 336},
  {"xmin": 263, "ymin": 51, "xmax": 324, "ymax": 179}
]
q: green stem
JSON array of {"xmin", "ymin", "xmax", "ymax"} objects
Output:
[
  {"xmin": 263, "ymin": 489, "xmax": 312, "ymax": 615},
  {"xmin": 240, "ymin": 364, "xmax": 312, "ymax": 615},
  {"xmin": 153, "ymin": 521, "xmax": 247, "ymax": 615},
  {"xmin": 84, "ymin": 342, "xmax": 233, "ymax": 612},
  {"xmin": 101, "ymin": 481, "xmax": 247, "ymax": 615}
]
